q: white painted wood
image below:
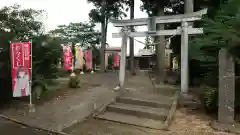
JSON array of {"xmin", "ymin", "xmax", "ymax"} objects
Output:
[
  {"xmin": 181, "ymin": 21, "xmax": 189, "ymax": 93},
  {"xmin": 112, "ymin": 28, "xmax": 203, "ymax": 38},
  {"xmin": 119, "ymin": 27, "xmax": 128, "ymax": 88},
  {"xmin": 111, "ymin": 9, "xmax": 207, "ymax": 27}
]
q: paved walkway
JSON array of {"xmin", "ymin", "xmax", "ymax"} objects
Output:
[
  {"xmin": 0, "ymin": 72, "xmax": 119, "ymax": 132},
  {"xmin": 124, "ymin": 71, "xmax": 177, "ymax": 95},
  {"xmin": 0, "ymin": 117, "xmax": 52, "ymax": 135}
]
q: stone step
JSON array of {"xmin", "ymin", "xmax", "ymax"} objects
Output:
[
  {"xmin": 96, "ymin": 112, "xmax": 167, "ymax": 130},
  {"xmin": 125, "ymin": 91, "xmax": 175, "ymax": 99},
  {"xmin": 107, "ymin": 103, "xmax": 168, "ymax": 121},
  {"xmin": 116, "ymin": 96, "xmax": 172, "ymax": 109}
]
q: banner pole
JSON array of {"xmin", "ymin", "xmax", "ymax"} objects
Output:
[
  {"xmin": 29, "ymin": 39, "xmax": 35, "ymax": 112},
  {"xmin": 70, "ymin": 42, "xmax": 76, "ymax": 76},
  {"xmin": 80, "ymin": 46, "xmax": 84, "ymax": 74},
  {"xmin": 90, "ymin": 48, "xmax": 94, "ymax": 74},
  {"xmin": 72, "ymin": 44, "xmax": 74, "ymax": 73}
]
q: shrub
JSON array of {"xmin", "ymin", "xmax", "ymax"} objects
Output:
[
  {"xmin": 201, "ymin": 85, "xmax": 218, "ymax": 113},
  {"xmin": 68, "ymin": 74, "xmax": 80, "ymax": 88}
]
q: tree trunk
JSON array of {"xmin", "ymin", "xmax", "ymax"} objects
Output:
[
  {"xmin": 155, "ymin": 7, "xmax": 165, "ymax": 84},
  {"xmin": 185, "ymin": 0, "xmax": 194, "ymax": 26},
  {"xmin": 184, "ymin": 0, "xmax": 194, "ymax": 13},
  {"xmin": 129, "ymin": 0, "xmax": 135, "ymax": 75},
  {"xmin": 99, "ymin": 0, "xmax": 107, "ymax": 73},
  {"xmin": 100, "ymin": 19, "xmax": 106, "ymax": 72},
  {"xmin": 105, "ymin": 17, "xmax": 108, "ymax": 40}
]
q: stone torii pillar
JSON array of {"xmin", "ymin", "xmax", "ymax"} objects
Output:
[
  {"xmin": 119, "ymin": 27, "xmax": 128, "ymax": 88},
  {"xmin": 181, "ymin": 21, "xmax": 189, "ymax": 93}
]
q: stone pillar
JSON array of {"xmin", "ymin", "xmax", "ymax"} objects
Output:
[
  {"xmin": 172, "ymin": 57, "xmax": 178, "ymax": 71},
  {"xmin": 58, "ymin": 58, "xmax": 62, "ymax": 69},
  {"xmin": 218, "ymin": 48, "xmax": 235, "ymax": 124},
  {"xmin": 181, "ymin": 21, "xmax": 189, "ymax": 93},
  {"xmin": 211, "ymin": 48, "xmax": 236, "ymax": 132},
  {"xmin": 165, "ymin": 49, "xmax": 172, "ymax": 69},
  {"xmin": 119, "ymin": 27, "xmax": 128, "ymax": 88}
]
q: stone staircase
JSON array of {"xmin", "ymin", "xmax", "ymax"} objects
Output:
[{"xmin": 95, "ymin": 90, "xmax": 179, "ymax": 130}]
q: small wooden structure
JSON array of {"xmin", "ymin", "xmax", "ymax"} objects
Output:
[
  {"xmin": 105, "ymin": 47, "xmax": 121, "ymax": 53},
  {"xmin": 105, "ymin": 47, "xmax": 121, "ymax": 70},
  {"xmin": 126, "ymin": 49, "xmax": 155, "ymax": 70}
]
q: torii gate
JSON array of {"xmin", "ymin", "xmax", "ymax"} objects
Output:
[{"xmin": 111, "ymin": 9, "xmax": 207, "ymax": 93}]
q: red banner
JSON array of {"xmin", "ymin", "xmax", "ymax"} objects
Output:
[
  {"xmin": 62, "ymin": 44, "xmax": 72, "ymax": 70},
  {"xmin": 84, "ymin": 49, "xmax": 92, "ymax": 71},
  {"xmin": 10, "ymin": 42, "xmax": 31, "ymax": 97},
  {"xmin": 113, "ymin": 53, "xmax": 119, "ymax": 67}
]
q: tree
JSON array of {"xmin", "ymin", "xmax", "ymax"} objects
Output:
[
  {"xmin": 88, "ymin": 0, "xmax": 127, "ymax": 72},
  {"xmin": 49, "ymin": 22, "xmax": 100, "ymax": 47},
  {"xmin": 49, "ymin": 22, "xmax": 101, "ymax": 68},
  {"xmin": 143, "ymin": 36, "xmax": 154, "ymax": 49},
  {"xmin": 188, "ymin": 0, "xmax": 240, "ymax": 113},
  {"xmin": 191, "ymin": 0, "xmax": 240, "ymax": 79},
  {"xmin": 0, "ymin": 5, "xmax": 61, "ymax": 103},
  {"xmin": 126, "ymin": 0, "xmax": 135, "ymax": 75}
]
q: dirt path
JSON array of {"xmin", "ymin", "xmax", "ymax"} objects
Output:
[
  {"xmin": 168, "ymin": 108, "xmax": 234, "ymax": 135},
  {"xmin": 65, "ymin": 107, "xmax": 235, "ymax": 135}
]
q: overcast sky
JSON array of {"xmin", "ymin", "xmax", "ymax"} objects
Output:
[{"xmin": 1, "ymin": 0, "xmax": 148, "ymax": 54}]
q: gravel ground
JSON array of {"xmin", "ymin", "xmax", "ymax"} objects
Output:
[{"xmin": 64, "ymin": 107, "xmax": 235, "ymax": 135}]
